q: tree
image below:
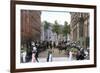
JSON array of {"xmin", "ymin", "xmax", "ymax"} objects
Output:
[
  {"xmin": 62, "ymin": 21, "xmax": 70, "ymax": 41},
  {"xmin": 52, "ymin": 20, "xmax": 61, "ymax": 38},
  {"xmin": 43, "ymin": 21, "xmax": 51, "ymax": 31}
]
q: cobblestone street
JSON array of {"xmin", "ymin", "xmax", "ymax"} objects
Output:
[
  {"xmin": 37, "ymin": 48, "xmax": 72, "ymax": 62},
  {"xmin": 38, "ymin": 48, "xmax": 66, "ymax": 58}
]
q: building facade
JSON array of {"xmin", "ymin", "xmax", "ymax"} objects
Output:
[
  {"xmin": 41, "ymin": 24, "xmax": 57, "ymax": 42},
  {"xmin": 70, "ymin": 12, "xmax": 89, "ymax": 48},
  {"xmin": 21, "ymin": 10, "xmax": 41, "ymax": 45}
]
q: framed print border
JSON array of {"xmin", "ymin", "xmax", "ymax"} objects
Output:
[{"xmin": 10, "ymin": 0, "xmax": 97, "ymax": 73}]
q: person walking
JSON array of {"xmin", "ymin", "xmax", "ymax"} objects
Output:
[
  {"xmin": 32, "ymin": 51, "xmax": 36, "ymax": 62},
  {"xmin": 22, "ymin": 51, "xmax": 27, "ymax": 63},
  {"xmin": 31, "ymin": 41, "xmax": 39, "ymax": 62},
  {"xmin": 47, "ymin": 51, "xmax": 53, "ymax": 62},
  {"xmin": 68, "ymin": 51, "xmax": 73, "ymax": 61}
]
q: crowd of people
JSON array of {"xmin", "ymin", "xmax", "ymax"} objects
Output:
[
  {"xmin": 20, "ymin": 40, "xmax": 89, "ymax": 63},
  {"xmin": 21, "ymin": 41, "xmax": 54, "ymax": 63}
]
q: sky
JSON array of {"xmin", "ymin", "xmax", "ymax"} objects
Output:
[{"xmin": 41, "ymin": 11, "xmax": 71, "ymax": 25}]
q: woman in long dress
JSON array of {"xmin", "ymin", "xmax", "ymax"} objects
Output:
[
  {"xmin": 68, "ymin": 51, "xmax": 73, "ymax": 61},
  {"xmin": 22, "ymin": 51, "xmax": 27, "ymax": 63},
  {"xmin": 32, "ymin": 52, "xmax": 36, "ymax": 62},
  {"xmin": 31, "ymin": 42, "xmax": 37, "ymax": 62}
]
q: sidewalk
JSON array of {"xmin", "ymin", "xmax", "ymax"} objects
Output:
[
  {"xmin": 38, "ymin": 57, "xmax": 74, "ymax": 63},
  {"xmin": 38, "ymin": 48, "xmax": 67, "ymax": 58}
]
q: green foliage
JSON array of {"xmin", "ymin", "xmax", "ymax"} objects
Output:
[
  {"xmin": 70, "ymin": 48, "xmax": 78, "ymax": 52},
  {"xmin": 52, "ymin": 20, "xmax": 61, "ymax": 35},
  {"xmin": 43, "ymin": 21, "xmax": 51, "ymax": 30},
  {"xmin": 43, "ymin": 20, "xmax": 71, "ymax": 41},
  {"xmin": 62, "ymin": 21, "xmax": 70, "ymax": 37}
]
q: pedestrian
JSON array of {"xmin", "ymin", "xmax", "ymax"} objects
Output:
[
  {"xmin": 35, "ymin": 48, "xmax": 39, "ymax": 62},
  {"xmin": 50, "ymin": 41, "xmax": 52, "ymax": 49},
  {"xmin": 22, "ymin": 51, "xmax": 27, "ymax": 63},
  {"xmin": 32, "ymin": 51, "xmax": 36, "ymax": 62},
  {"xmin": 32, "ymin": 41, "xmax": 39, "ymax": 62},
  {"xmin": 47, "ymin": 51, "xmax": 53, "ymax": 62},
  {"xmin": 76, "ymin": 50, "xmax": 85, "ymax": 60},
  {"xmin": 76, "ymin": 50, "xmax": 81, "ymax": 60},
  {"xmin": 68, "ymin": 51, "xmax": 73, "ymax": 61}
]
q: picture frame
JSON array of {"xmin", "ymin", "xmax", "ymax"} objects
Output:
[{"xmin": 10, "ymin": 0, "xmax": 97, "ymax": 73}]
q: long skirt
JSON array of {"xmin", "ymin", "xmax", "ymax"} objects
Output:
[{"xmin": 32, "ymin": 53, "xmax": 36, "ymax": 62}]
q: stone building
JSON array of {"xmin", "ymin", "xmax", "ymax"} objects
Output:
[
  {"xmin": 70, "ymin": 12, "xmax": 89, "ymax": 48},
  {"xmin": 41, "ymin": 24, "xmax": 57, "ymax": 42},
  {"xmin": 21, "ymin": 10, "xmax": 41, "ymax": 47}
]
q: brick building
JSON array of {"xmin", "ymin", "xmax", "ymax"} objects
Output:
[
  {"xmin": 21, "ymin": 10, "xmax": 41, "ymax": 46},
  {"xmin": 70, "ymin": 12, "xmax": 89, "ymax": 48}
]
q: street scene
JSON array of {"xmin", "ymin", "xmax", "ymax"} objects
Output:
[{"xmin": 20, "ymin": 10, "xmax": 90, "ymax": 63}]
